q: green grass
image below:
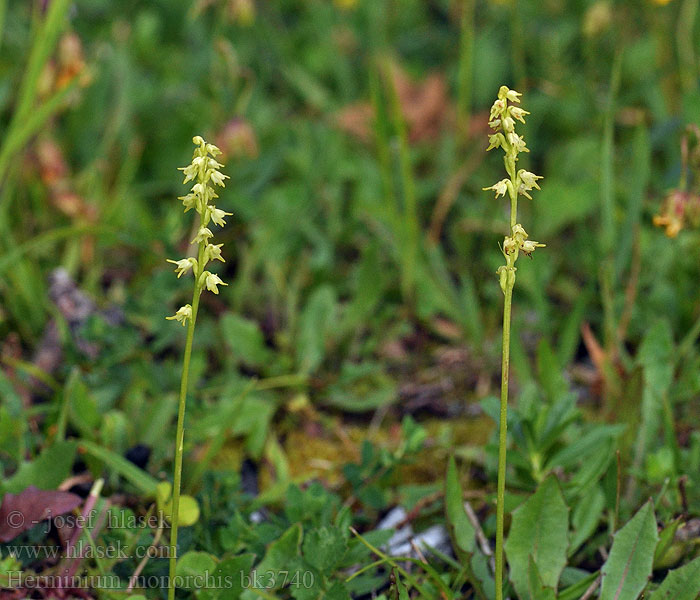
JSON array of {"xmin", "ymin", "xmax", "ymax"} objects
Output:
[{"xmin": 0, "ymin": 1, "xmax": 699, "ymax": 598}]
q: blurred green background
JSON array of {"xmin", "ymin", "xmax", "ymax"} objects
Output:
[{"xmin": 1, "ymin": 0, "xmax": 700, "ymax": 547}]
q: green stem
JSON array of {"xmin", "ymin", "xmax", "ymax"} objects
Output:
[
  {"xmin": 168, "ymin": 243, "xmax": 205, "ymax": 600},
  {"xmin": 495, "ymin": 179, "xmax": 518, "ymax": 600},
  {"xmin": 495, "ymin": 277, "xmax": 513, "ymax": 600}
]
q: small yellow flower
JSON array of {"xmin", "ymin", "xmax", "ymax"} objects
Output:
[
  {"xmin": 521, "ymin": 239, "xmax": 545, "ymax": 255},
  {"xmin": 510, "ymin": 107, "xmax": 530, "ymax": 124},
  {"xmin": 512, "ymin": 224, "xmax": 528, "ymax": 239},
  {"xmin": 205, "ymin": 243, "xmax": 225, "ymax": 263},
  {"xmin": 167, "ymin": 258, "xmax": 197, "ymax": 278},
  {"xmin": 202, "ymin": 272, "xmax": 227, "ymax": 294},
  {"xmin": 503, "ymin": 236, "xmax": 518, "ymax": 255},
  {"xmin": 192, "ymin": 227, "xmax": 213, "ymax": 245},
  {"xmin": 483, "ymin": 179, "xmax": 510, "ymax": 198},
  {"xmin": 210, "ymin": 206, "xmax": 233, "ymax": 227},
  {"xmin": 209, "ymin": 170, "xmax": 229, "ymax": 187},
  {"xmin": 487, "ymin": 133, "xmax": 505, "ymax": 151},
  {"xmin": 166, "ymin": 304, "xmax": 192, "ymax": 326},
  {"xmin": 518, "ymin": 170, "xmax": 543, "ymax": 199}
]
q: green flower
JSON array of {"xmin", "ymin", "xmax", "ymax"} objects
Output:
[
  {"xmin": 487, "ymin": 133, "xmax": 505, "ymax": 151},
  {"xmin": 521, "ymin": 239, "xmax": 545, "ymax": 255},
  {"xmin": 192, "ymin": 227, "xmax": 213, "ymax": 244},
  {"xmin": 167, "ymin": 257, "xmax": 198, "ymax": 278},
  {"xmin": 202, "ymin": 272, "xmax": 227, "ymax": 294},
  {"xmin": 209, "ymin": 170, "xmax": 229, "ymax": 187},
  {"xmin": 205, "ymin": 243, "xmax": 225, "ymax": 263},
  {"xmin": 484, "ymin": 179, "xmax": 511, "ymax": 198},
  {"xmin": 510, "ymin": 107, "xmax": 529, "ymax": 123},
  {"xmin": 210, "ymin": 206, "xmax": 233, "ymax": 227},
  {"xmin": 166, "ymin": 304, "xmax": 193, "ymax": 326},
  {"xmin": 518, "ymin": 170, "xmax": 543, "ymax": 199}
]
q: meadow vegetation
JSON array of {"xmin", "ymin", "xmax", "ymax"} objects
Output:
[{"xmin": 0, "ymin": 1, "xmax": 700, "ymax": 599}]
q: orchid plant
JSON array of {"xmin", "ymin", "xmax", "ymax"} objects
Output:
[
  {"xmin": 166, "ymin": 136, "xmax": 230, "ymax": 600},
  {"xmin": 483, "ymin": 86, "xmax": 544, "ymax": 600}
]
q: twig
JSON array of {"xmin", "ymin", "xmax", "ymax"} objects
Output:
[
  {"xmin": 580, "ymin": 574, "xmax": 602, "ymax": 600},
  {"xmin": 127, "ymin": 519, "xmax": 164, "ymax": 592},
  {"xmin": 60, "ymin": 479, "xmax": 105, "ymax": 586},
  {"xmin": 409, "ymin": 539, "xmax": 428, "ymax": 565},
  {"xmin": 464, "ymin": 501, "xmax": 495, "ymax": 573}
]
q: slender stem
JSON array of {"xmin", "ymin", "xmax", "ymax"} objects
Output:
[
  {"xmin": 495, "ymin": 171, "xmax": 518, "ymax": 600},
  {"xmin": 495, "ymin": 280, "xmax": 513, "ymax": 600},
  {"xmin": 168, "ymin": 243, "xmax": 204, "ymax": 600}
]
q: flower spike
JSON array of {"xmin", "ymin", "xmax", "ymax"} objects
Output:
[{"xmin": 484, "ymin": 88, "xmax": 544, "ymax": 600}]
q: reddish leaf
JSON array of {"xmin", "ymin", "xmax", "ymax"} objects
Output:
[{"xmin": 0, "ymin": 486, "xmax": 81, "ymax": 542}]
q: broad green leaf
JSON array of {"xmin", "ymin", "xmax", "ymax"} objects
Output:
[
  {"xmin": 638, "ymin": 320, "xmax": 674, "ymax": 393},
  {"xmin": 536, "ymin": 339, "xmax": 566, "ymax": 402},
  {"xmin": 303, "ymin": 526, "xmax": 347, "ymax": 572},
  {"xmin": 445, "ymin": 456, "xmax": 475, "ymax": 554},
  {"xmin": 221, "ymin": 313, "xmax": 273, "ymax": 368},
  {"xmin": 600, "ymin": 501, "xmax": 658, "ymax": 600},
  {"xmin": 569, "ymin": 485, "xmax": 605, "ymax": 556},
  {"xmin": 155, "ymin": 481, "xmax": 200, "ymax": 527},
  {"xmin": 140, "ymin": 393, "xmax": 177, "ymax": 448},
  {"xmin": 649, "ymin": 555, "xmax": 700, "ymax": 600},
  {"xmin": 654, "ymin": 517, "xmax": 682, "ymax": 568},
  {"xmin": 297, "ymin": 285, "xmax": 337, "ymax": 374},
  {"xmin": 326, "ymin": 362, "xmax": 396, "ymax": 412},
  {"xmin": 175, "ymin": 551, "xmax": 217, "ymax": 589},
  {"xmin": 100, "ymin": 410, "xmax": 129, "ymax": 456},
  {"xmin": 634, "ymin": 320, "xmax": 674, "ymax": 464},
  {"xmin": 66, "ymin": 369, "xmax": 100, "ymax": 438},
  {"xmin": 505, "ymin": 475, "xmax": 569, "ymax": 599},
  {"xmin": 340, "ymin": 243, "xmax": 386, "ymax": 334},
  {"xmin": 203, "ymin": 553, "xmax": 255, "ymax": 600},
  {"xmin": 0, "ymin": 406, "xmax": 23, "ymax": 461},
  {"xmin": 231, "ymin": 393, "xmax": 276, "ymax": 459},
  {"xmin": 528, "ymin": 557, "xmax": 557, "ymax": 600},
  {"xmin": 323, "ymin": 580, "xmax": 351, "ymax": 600},
  {"xmin": 256, "ymin": 523, "xmax": 303, "ymax": 585},
  {"xmin": 3, "ymin": 441, "xmax": 76, "ymax": 494}
]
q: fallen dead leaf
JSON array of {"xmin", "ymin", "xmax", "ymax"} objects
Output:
[{"xmin": 0, "ymin": 486, "xmax": 82, "ymax": 542}]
